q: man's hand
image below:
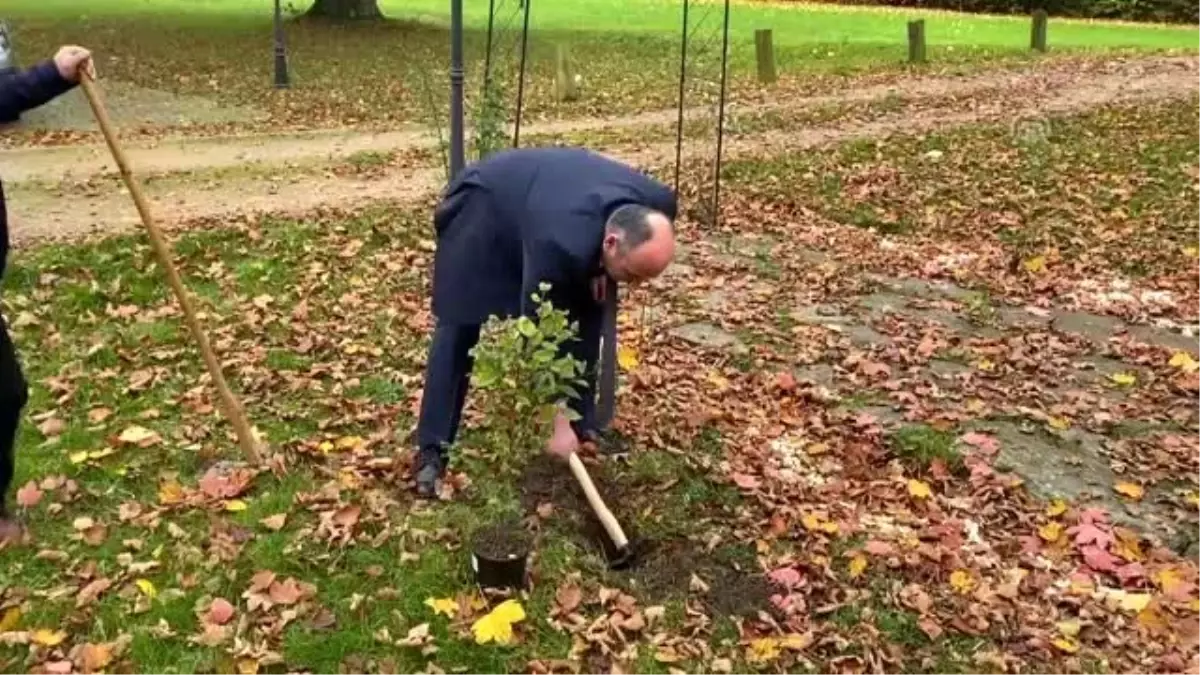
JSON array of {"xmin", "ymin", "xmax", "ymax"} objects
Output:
[
  {"xmin": 545, "ymin": 409, "xmax": 579, "ymax": 460},
  {"xmin": 53, "ymin": 45, "xmax": 94, "ymax": 83}
]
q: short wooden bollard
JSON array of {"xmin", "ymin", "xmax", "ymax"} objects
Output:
[
  {"xmin": 554, "ymin": 43, "xmax": 579, "ymax": 101},
  {"xmin": 907, "ymin": 19, "xmax": 926, "ymax": 64},
  {"xmin": 754, "ymin": 29, "xmax": 776, "ymax": 84},
  {"xmin": 1031, "ymin": 10, "xmax": 1048, "ymax": 52}
]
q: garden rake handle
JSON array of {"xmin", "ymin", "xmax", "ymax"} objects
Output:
[
  {"xmin": 567, "ymin": 452, "xmax": 629, "ymax": 550},
  {"xmin": 77, "ymin": 71, "xmax": 263, "ymax": 464}
]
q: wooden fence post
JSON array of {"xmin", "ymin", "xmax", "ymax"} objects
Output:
[
  {"xmin": 907, "ymin": 19, "xmax": 926, "ymax": 64},
  {"xmin": 754, "ymin": 29, "xmax": 776, "ymax": 84},
  {"xmin": 554, "ymin": 43, "xmax": 579, "ymax": 101},
  {"xmin": 1031, "ymin": 10, "xmax": 1048, "ymax": 52}
]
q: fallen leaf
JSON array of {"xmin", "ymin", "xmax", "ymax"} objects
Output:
[
  {"xmin": 1114, "ymin": 482, "xmax": 1144, "ymax": 501},
  {"xmin": 617, "ymin": 345, "xmax": 639, "ymax": 371},
  {"xmin": 768, "ymin": 567, "xmax": 802, "ymax": 589},
  {"xmin": 224, "ymin": 500, "xmax": 248, "ymax": 512},
  {"xmin": 730, "ymin": 472, "xmax": 760, "ymax": 490},
  {"xmin": 268, "ymin": 578, "xmax": 303, "ymax": 605},
  {"xmin": 1022, "ymin": 255, "xmax": 1046, "ymax": 274},
  {"xmin": 259, "ymin": 513, "xmax": 287, "ymax": 531},
  {"xmin": 136, "ymin": 579, "xmax": 157, "ymax": 599},
  {"xmin": 0, "ymin": 607, "xmax": 20, "ymax": 632},
  {"xmin": 207, "ymin": 598, "xmax": 235, "ymax": 625},
  {"xmin": 801, "ymin": 513, "xmax": 839, "ymax": 535},
  {"xmin": 1038, "ymin": 522, "xmax": 1063, "ymax": 543},
  {"xmin": 1046, "ymin": 499, "xmax": 1068, "ymax": 517},
  {"xmin": 43, "ymin": 662, "xmax": 72, "ymax": 675},
  {"xmin": 1052, "ymin": 637, "xmax": 1080, "ymax": 654},
  {"xmin": 959, "ymin": 431, "xmax": 999, "ymax": 453},
  {"xmin": 32, "ymin": 628, "xmax": 67, "ymax": 646},
  {"xmin": 118, "ymin": 425, "xmax": 162, "ymax": 447},
  {"xmin": 1109, "ymin": 372, "xmax": 1137, "ymax": 387},
  {"xmin": 332, "ymin": 504, "xmax": 361, "ymax": 528},
  {"xmin": 158, "ymin": 480, "xmax": 184, "ymax": 505},
  {"xmin": 38, "ymin": 417, "xmax": 65, "ymax": 437},
  {"xmin": 237, "ymin": 657, "xmax": 260, "ymax": 675},
  {"xmin": 15, "ymin": 481, "xmax": 43, "ymax": 508},
  {"xmin": 554, "ymin": 583, "xmax": 582, "ymax": 614},
  {"xmin": 907, "ymin": 479, "xmax": 932, "ymax": 499},
  {"xmin": 76, "ymin": 577, "xmax": 113, "ymax": 607},
  {"xmin": 1048, "ymin": 416, "xmax": 1071, "ymax": 430},
  {"xmin": 746, "ymin": 637, "xmax": 781, "ymax": 665},
  {"xmin": 848, "ymin": 555, "xmax": 868, "ymax": 578},
  {"xmin": 425, "ymin": 597, "xmax": 458, "ymax": 619},
  {"xmin": 78, "ymin": 642, "xmax": 113, "ymax": 672},
  {"xmin": 88, "ymin": 407, "xmax": 113, "ymax": 424},
  {"xmin": 1169, "ymin": 351, "xmax": 1199, "ymax": 373},
  {"xmin": 471, "ymin": 599, "xmax": 525, "ymax": 645},
  {"xmin": 949, "ymin": 570, "xmax": 975, "ymax": 595},
  {"xmin": 1056, "ymin": 620, "xmax": 1081, "ymax": 637}
]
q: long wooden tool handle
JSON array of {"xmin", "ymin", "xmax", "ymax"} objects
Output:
[
  {"xmin": 77, "ymin": 72, "xmax": 262, "ymax": 464},
  {"xmin": 567, "ymin": 453, "xmax": 629, "ymax": 549}
]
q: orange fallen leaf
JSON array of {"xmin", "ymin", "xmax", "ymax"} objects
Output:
[{"xmin": 1114, "ymin": 482, "xmax": 1144, "ymax": 501}]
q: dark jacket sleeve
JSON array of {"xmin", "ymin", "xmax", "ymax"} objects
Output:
[
  {"xmin": 0, "ymin": 60, "xmax": 76, "ymax": 124},
  {"xmin": 519, "ymin": 236, "xmax": 580, "ymax": 318},
  {"xmin": 641, "ymin": 174, "xmax": 678, "ymax": 221}
]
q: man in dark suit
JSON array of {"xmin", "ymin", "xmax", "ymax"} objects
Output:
[
  {"xmin": 0, "ymin": 44, "xmax": 93, "ymax": 543},
  {"xmin": 414, "ymin": 146, "xmax": 677, "ymax": 497}
]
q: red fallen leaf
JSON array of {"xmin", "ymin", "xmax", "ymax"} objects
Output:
[
  {"xmin": 1069, "ymin": 522, "xmax": 1114, "ymax": 549},
  {"xmin": 1077, "ymin": 507, "xmax": 1110, "ymax": 526},
  {"xmin": 248, "ymin": 570, "xmax": 276, "ymax": 593},
  {"xmin": 767, "ymin": 514, "xmax": 789, "ymax": 537},
  {"xmin": 332, "ymin": 505, "xmax": 361, "ymax": 528},
  {"xmin": 198, "ymin": 470, "xmax": 233, "ymax": 499},
  {"xmin": 859, "ymin": 360, "xmax": 891, "ymax": 378},
  {"xmin": 776, "ymin": 371, "xmax": 797, "ymax": 393},
  {"xmin": 960, "ymin": 432, "xmax": 999, "ymax": 453},
  {"xmin": 268, "ymin": 577, "xmax": 303, "ymax": 605},
  {"xmin": 730, "ymin": 472, "xmax": 760, "ymax": 490},
  {"xmin": 16, "ymin": 481, "xmax": 43, "ymax": 507},
  {"xmin": 919, "ymin": 618, "xmax": 943, "ymax": 639},
  {"xmin": 43, "ymin": 661, "xmax": 73, "ymax": 675},
  {"xmin": 1081, "ymin": 545, "xmax": 1121, "ymax": 573},
  {"xmin": 207, "ymin": 597, "xmax": 235, "ymax": 625},
  {"xmin": 768, "ymin": 567, "xmax": 802, "ymax": 589},
  {"xmin": 1115, "ymin": 562, "xmax": 1147, "ymax": 585},
  {"xmin": 863, "ymin": 540, "xmax": 895, "ymax": 556},
  {"xmin": 555, "ymin": 582, "xmax": 582, "ymax": 614},
  {"xmin": 916, "ymin": 334, "xmax": 938, "ymax": 358}
]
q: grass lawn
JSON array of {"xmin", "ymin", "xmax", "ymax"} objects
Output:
[
  {"xmin": 1, "ymin": 97, "xmax": 1198, "ymax": 673},
  {"xmin": 2, "ymin": 0, "xmax": 1194, "ymax": 132}
]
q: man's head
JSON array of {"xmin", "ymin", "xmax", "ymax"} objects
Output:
[{"xmin": 600, "ymin": 204, "xmax": 675, "ymax": 283}]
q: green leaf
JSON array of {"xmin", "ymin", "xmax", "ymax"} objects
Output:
[{"xmin": 516, "ymin": 316, "xmax": 538, "ymax": 338}]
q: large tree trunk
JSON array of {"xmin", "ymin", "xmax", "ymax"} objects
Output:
[{"xmin": 306, "ymin": 0, "xmax": 384, "ymax": 20}]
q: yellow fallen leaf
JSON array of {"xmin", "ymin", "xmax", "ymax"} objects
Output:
[
  {"xmin": 69, "ymin": 450, "xmax": 90, "ymax": 464},
  {"xmin": 1056, "ymin": 619, "xmax": 1081, "ymax": 638},
  {"xmin": 335, "ymin": 436, "xmax": 364, "ymax": 451},
  {"xmin": 746, "ymin": 638, "xmax": 782, "ymax": 664},
  {"xmin": 907, "ymin": 479, "xmax": 932, "ymax": 500},
  {"xmin": 706, "ymin": 371, "xmax": 730, "ymax": 391},
  {"xmin": 118, "ymin": 425, "xmax": 161, "ymax": 446},
  {"xmin": 617, "ymin": 345, "xmax": 639, "ymax": 372},
  {"xmin": 1188, "ymin": 492, "xmax": 1199, "ymax": 508},
  {"xmin": 237, "ymin": 657, "xmax": 260, "ymax": 675},
  {"xmin": 1169, "ymin": 351, "xmax": 1199, "ymax": 374},
  {"xmin": 471, "ymin": 599, "xmax": 525, "ymax": 645},
  {"xmin": 805, "ymin": 442, "xmax": 829, "ymax": 456},
  {"xmin": 949, "ymin": 570, "xmax": 975, "ymax": 595},
  {"xmin": 801, "ymin": 513, "xmax": 839, "ymax": 535},
  {"xmin": 966, "ymin": 398, "xmax": 985, "ymax": 413},
  {"xmin": 32, "ymin": 628, "xmax": 67, "ymax": 646},
  {"xmin": 1038, "ymin": 522, "xmax": 1063, "ymax": 543},
  {"xmin": 1048, "ymin": 416, "xmax": 1071, "ymax": 430},
  {"xmin": 780, "ymin": 633, "xmax": 812, "ymax": 650},
  {"xmin": 136, "ymin": 578, "xmax": 157, "ymax": 599},
  {"xmin": 1118, "ymin": 592, "xmax": 1151, "ymax": 613},
  {"xmin": 975, "ymin": 358, "xmax": 995, "ymax": 372},
  {"xmin": 158, "ymin": 480, "xmax": 184, "ymax": 505},
  {"xmin": 848, "ymin": 554, "xmax": 868, "ymax": 579},
  {"xmin": 224, "ymin": 499, "xmax": 249, "ymax": 512},
  {"xmin": 1022, "ymin": 255, "xmax": 1046, "ymax": 274},
  {"xmin": 1114, "ymin": 482, "xmax": 1144, "ymax": 501},
  {"xmin": 0, "ymin": 607, "xmax": 21, "ymax": 632},
  {"xmin": 425, "ymin": 596, "xmax": 458, "ymax": 619},
  {"xmin": 317, "ymin": 441, "xmax": 335, "ymax": 454},
  {"xmin": 1052, "ymin": 637, "xmax": 1080, "ymax": 654},
  {"xmin": 1046, "ymin": 499, "xmax": 1068, "ymax": 517},
  {"xmin": 1183, "ymin": 246, "xmax": 1199, "ymax": 259},
  {"xmin": 1109, "ymin": 372, "xmax": 1137, "ymax": 387}
]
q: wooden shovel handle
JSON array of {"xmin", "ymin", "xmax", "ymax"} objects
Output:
[
  {"xmin": 77, "ymin": 72, "xmax": 263, "ymax": 464},
  {"xmin": 567, "ymin": 453, "xmax": 629, "ymax": 550}
]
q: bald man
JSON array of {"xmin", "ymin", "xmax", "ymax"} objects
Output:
[{"xmin": 413, "ymin": 146, "xmax": 677, "ymax": 497}]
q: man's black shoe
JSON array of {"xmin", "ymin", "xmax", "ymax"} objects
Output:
[
  {"xmin": 414, "ymin": 447, "xmax": 446, "ymax": 498},
  {"xmin": 581, "ymin": 428, "xmax": 632, "ymax": 456}
]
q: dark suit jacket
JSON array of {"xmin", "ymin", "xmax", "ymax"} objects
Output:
[
  {"xmin": 0, "ymin": 60, "xmax": 76, "ymax": 280},
  {"xmin": 430, "ymin": 146, "xmax": 676, "ymax": 325}
]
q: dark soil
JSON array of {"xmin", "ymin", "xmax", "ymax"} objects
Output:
[{"xmin": 472, "ymin": 521, "xmax": 531, "ymax": 561}]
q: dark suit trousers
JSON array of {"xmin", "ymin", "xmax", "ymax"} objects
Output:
[
  {"xmin": 0, "ymin": 314, "xmax": 29, "ymax": 512},
  {"xmin": 416, "ymin": 298, "xmax": 604, "ymax": 455}
]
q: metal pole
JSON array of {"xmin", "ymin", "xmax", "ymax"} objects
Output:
[
  {"xmin": 449, "ymin": 0, "xmax": 466, "ymax": 178},
  {"xmin": 511, "ymin": 0, "xmax": 532, "ymax": 147},
  {"xmin": 673, "ymin": 0, "xmax": 690, "ymax": 196},
  {"xmin": 711, "ymin": 0, "xmax": 731, "ymax": 228},
  {"xmin": 482, "ymin": 0, "xmax": 497, "ymax": 93},
  {"xmin": 273, "ymin": 0, "xmax": 290, "ymax": 89}
]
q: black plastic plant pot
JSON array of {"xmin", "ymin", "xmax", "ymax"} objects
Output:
[{"xmin": 470, "ymin": 524, "xmax": 531, "ymax": 590}]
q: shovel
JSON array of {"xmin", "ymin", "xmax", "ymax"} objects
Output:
[{"xmin": 566, "ymin": 452, "xmax": 634, "ymax": 569}]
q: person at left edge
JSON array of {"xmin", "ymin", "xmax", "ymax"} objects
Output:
[
  {"xmin": 0, "ymin": 45, "xmax": 94, "ymax": 544},
  {"xmin": 413, "ymin": 146, "xmax": 678, "ymax": 498}
]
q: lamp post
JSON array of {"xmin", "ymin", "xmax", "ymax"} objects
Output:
[
  {"xmin": 448, "ymin": 0, "xmax": 465, "ymax": 178},
  {"xmin": 273, "ymin": 0, "xmax": 290, "ymax": 89}
]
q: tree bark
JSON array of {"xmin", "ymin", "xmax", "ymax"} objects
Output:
[{"xmin": 306, "ymin": 0, "xmax": 384, "ymax": 20}]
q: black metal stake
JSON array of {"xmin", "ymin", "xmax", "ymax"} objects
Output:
[
  {"xmin": 673, "ymin": 0, "xmax": 690, "ymax": 197},
  {"xmin": 449, "ymin": 0, "xmax": 466, "ymax": 178},
  {"xmin": 510, "ymin": 0, "xmax": 532, "ymax": 148},
  {"xmin": 482, "ymin": 0, "xmax": 497, "ymax": 93},
  {"xmin": 273, "ymin": 0, "xmax": 290, "ymax": 89},
  {"xmin": 711, "ymin": 0, "xmax": 731, "ymax": 228}
]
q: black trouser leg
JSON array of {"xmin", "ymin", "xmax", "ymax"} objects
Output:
[
  {"xmin": 565, "ymin": 299, "xmax": 603, "ymax": 436},
  {"xmin": 415, "ymin": 322, "xmax": 481, "ymax": 454},
  {"xmin": 0, "ymin": 315, "xmax": 28, "ymax": 514}
]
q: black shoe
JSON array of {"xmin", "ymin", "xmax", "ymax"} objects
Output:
[
  {"xmin": 414, "ymin": 447, "xmax": 446, "ymax": 498},
  {"xmin": 581, "ymin": 428, "xmax": 632, "ymax": 456}
]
